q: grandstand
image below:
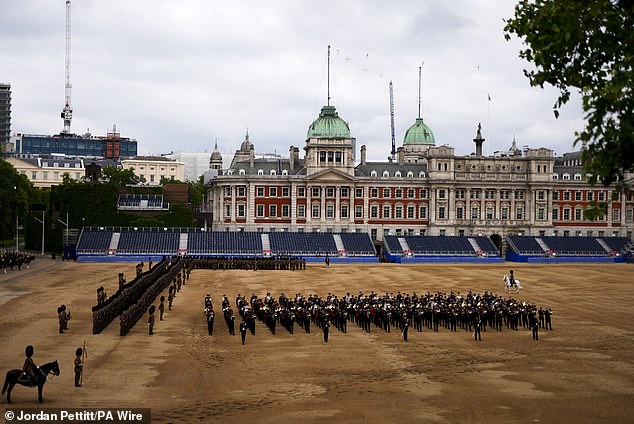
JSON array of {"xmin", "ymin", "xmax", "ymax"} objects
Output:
[
  {"xmin": 117, "ymin": 194, "xmax": 168, "ymax": 211},
  {"xmin": 74, "ymin": 228, "xmax": 631, "ymax": 264},
  {"xmin": 506, "ymin": 235, "xmax": 632, "ymax": 263},
  {"xmin": 76, "ymin": 228, "xmax": 377, "ymax": 263},
  {"xmin": 382, "ymin": 235, "xmax": 503, "ymax": 263}
]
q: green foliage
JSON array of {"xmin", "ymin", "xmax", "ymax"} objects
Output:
[
  {"xmin": 188, "ymin": 175, "xmax": 205, "ymax": 207},
  {"xmin": 504, "ymin": 0, "xmax": 634, "ymax": 185},
  {"xmin": 101, "ymin": 166, "xmax": 143, "ymax": 186},
  {"xmin": 0, "ymin": 159, "xmax": 35, "ymax": 241}
]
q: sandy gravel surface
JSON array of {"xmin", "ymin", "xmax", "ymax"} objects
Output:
[{"xmin": 1, "ymin": 258, "xmax": 633, "ymax": 423}]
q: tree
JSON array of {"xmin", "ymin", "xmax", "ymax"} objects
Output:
[
  {"xmin": 101, "ymin": 166, "xmax": 143, "ymax": 186},
  {"xmin": 0, "ymin": 159, "xmax": 34, "ymax": 243},
  {"xmin": 504, "ymin": 0, "xmax": 634, "ymax": 186}
]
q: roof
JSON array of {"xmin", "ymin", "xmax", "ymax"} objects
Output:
[
  {"xmin": 307, "ymin": 105, "xmax": 351, "ymax": 139},
  {"xmin": 403, "ymin": 118, "xmax": 435, "ymax": 145},
  {"xmin": 229, "ymin": 158, "xmax": 306, "ymax": 176},
  {"xmin": 355, "ymin": 162, "xmax": 427, "ymax": 177}
]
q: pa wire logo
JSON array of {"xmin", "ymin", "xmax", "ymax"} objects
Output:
[{"xmin": 4, "ymin": 408, "xmax": 151, "ymax": 423}]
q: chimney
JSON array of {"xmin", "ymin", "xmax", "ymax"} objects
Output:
[
  {"xmin": 249, "ymin": 146, "xmax": 254, "ymax": 168},
  {"xmin": 397, "ymin": 146, "xmax": 404, "ymax": 165},
  {"xmin": 289, "ymin": 146, "xmax": 295, "ymax": 170},
  {"xmin": 474, "ymin": 122, "xmax": 485, "ymax": 157},
  {"xmin": 360, "ymin": 145, "xmax": 367, "ymax": 166}
]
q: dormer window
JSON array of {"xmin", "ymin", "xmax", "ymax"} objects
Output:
[
  {"xmin": 395, "ymin": 171, "xmax": 402, "ymax": 178},
  {"xmin": 239, "ymin": 169, "xmax": 245, "ymax": 175},
  {"xmin": 257, "ymin": 169, "xmax": 264, "ymax": 176},
  {"xmin": 270, "ymin": 169, "xmax": 277, "ymax": 176},
  {"xmin": 370, "ymin": 170, "xmax": 377, "ymax": 178},
  {"xmin": 382, "ymin": 170, "xmax": 389, "ymax": 177},
  {"xmin": 407, "ymin": 171, "xmax": 413, "ymax": 178}
]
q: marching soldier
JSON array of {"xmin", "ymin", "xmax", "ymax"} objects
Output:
[
  {"xmin": 57, "ymin": 306, "xmax": 65, "ymax": 334},
  {"xmin": 240, "ymin": 320, "xmax": 248, "ymax": 345},
  {"xmin": 323, "ymin": 319, "xmax": 330, "ymax": 343},
  {"xmin": 532, "ymin": 315, "xmax": 539, "ymax": 340},
  {"xmin": 474, "ymin": 316, "xmax": 482, "ymax": 341},
  {"xmin": 545, "ymin": 307, "xmax": 553, "ymax": 330},
  {"xmin": 74, "ymin": 347, "xmax": 83, "ymax": 387},
  {"xmin": 159, "ymin": 296, "xmax": 165, "ymax": 320},
  {"xmin": 148, "ymin": 305, "xmax": 155, "ymax": 335}
]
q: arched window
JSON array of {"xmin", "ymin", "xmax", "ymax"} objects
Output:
[
  {"xmin": 407, "ymin": 171, "xmax": 413, "ymax": 178},
  {"xmin": 281, "ymin": 169, "xmax": 288, "ymax": 176},
  {"xmin": 257, "ymin": 169, "xmax": 264, "ymax": 176},
  {"xmin": 370, "ymin": 170, "xmax": 377, "ymax": 178},
  {"xmin": 382, "ymin": 170, "xmax": 389, "ymax": 178},
  {"xmin": 270, "ymin": 169, "xmax": 277, "ymax": 176},
  {"xmin": 574, "ymin": 173, "xmax": 582, "ymax": 180},
  {"xmin": 552, "ymin": 173, "xmax": 558, "ymax": 180},
  {"xmin": 239, "ymin": 169, "xmax": 245, "ymax": 175},
  {"xmin": 395, "ymin": 171, "xmax": 402, "ymax": 178}
]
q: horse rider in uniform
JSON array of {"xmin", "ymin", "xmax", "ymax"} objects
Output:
[{"xmin": 23, "ymin": 345, "xmax": 38, "ymax": 386}]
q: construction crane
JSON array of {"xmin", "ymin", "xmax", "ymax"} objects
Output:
[
  {"xmin": 389, "ymin": 81, "xmax": 396, "ymax": 162},
  {"xmin": 61, "ymin": 0, "xmax": 72, "ymax": 134}
]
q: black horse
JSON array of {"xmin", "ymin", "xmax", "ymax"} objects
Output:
[{"xmin": 2, "ymin": 360, "xmax": 60, "ymax": 403}]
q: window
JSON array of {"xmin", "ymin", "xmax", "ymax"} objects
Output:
[
  {"xmin": 395, "ymin": 171, "xmax": 401, "ymax": 178},
  {"xmin": 239, "ymin": 169, "xmax": 246, "ymax": 175},
  {"xmin": 341, "ymin": 187, "xmax": 349, "ymax": 198},
  {"xmin": 626, "ymin": 209, "xmax": 633, "ymax": 222},
  {"xmin": 471, "ymin": 190, "xmax": 481, "ymax": 199},
  {"xmin": 553, "ymin": 173, "xmax": 559, "ymax": 180},
  {"xmin": 257, "ymin": 205, "xmax": 264, "ymax": 217},
  {"xmin": 407, "ymin": 206, "xmax": 415, "ymax": 219},
  {"xmin": 538, "ymin": 191, "xmax": 545, "ymax": 201},
  {"xmin": 371, "ymin": 229, "xmax": 378, "ymax": 240},
  {"xmin": 574, "ymin": 173, "xmax": 582, "ymax": 180},
  {"xmin": 456, "ymin": 189, "xmax": 465, "ymax": 199},
  {"xmin": 270, "ymin": 169, "xmax": 276, "ymax": 176},
  {"xmin": 356, "ymin": 188, "xmax": 363, "ymax": 198},
  {"xmin": 312, "ymin": 204, "xmax": 320, "ymax": 218},
  {"xmin": 31, "ymin": 171, "xmax": 37, "ymax": 179},
  {"xmin": 563, "ymin": 191, "xmax": 571, "ymax": 201},
  {"xmin": 486, "ymin": 190, "xmax": 496, "ymax": 199},
  {"xmin": 612, "ymin": 191, "xmax": 620, "ymax": 201},
  {"xmin": 613, "ymin": 208, "xmax": 620, "ymax": 221},
  {"xmin": 516, "ymin": 207, "xmax": 524, "ymax": 220},
  {"xmin": 575, "ymin": 191, "xmax": 582, "ymax": 201},
  {"xmin": 269, "ymin": 187, "xmax": 277, "ymax": 197},
  {"xmin": 587, "ymin": 192, "xmax": 594, "ymax": 201},
  {"xmin": 575, "ymin": 208, "xmax": 582, "ymax": 221},
  {"xmin": 371, "ymin": 170, "xmax": 377, "ymax": 177},
  {"xmin": 382, "ymin": 205, "xmax": 391, "ymax": 219},
  {"xmin": 598, "ymin": 191, "xmax": 606, "ymax": 201},
  {"xmin": 407, "ymin": 189, "xmax": 415, "ymax": 198},
  {"xmin": 370, "ymin": 188, "xmax": 378, "ymax": 198},
  {"xmin": 471, "ymin": 207, "xmax": 479, "ymax": 219},
  {"xmin": 355, "ymin": 205, "xmax": 363, "ymax": 218},
  {"xmin": 257, "ymin": 187, "xmax": 265, "ymax": 197},
  {"xmin": 501, "ymin": 207, "xmax": 509, "ymax": 220},
  {"xmin": 515, "ymin": 190, "xmax": 524, "ymax": 200},
  {"xmin": 341, "ymin": 204, "xmax": 349, "ymax": 218},
  {"xmin": 500, "ymin": 190, "xmax": 510, "ymax": 200},
  {"xmin": 312, "ymin": 187, "xmax": 321, "ymax": 197},
  {"xmin": 237, "ymin": 186, "xmax": 246, "ymax": 197},
  {"xmin": 150, "ymin": 175, "xmax": 155, "ymax": 182},
  {"xmin": 438, "ymin": 189, "xmax": 446, "ymax": 199},
  {"xmin": 563, "ymin": 173, "xmax": 570, "ymax": 180},
  {"xmin": 225, "ymin": 204, "xmax": 231, "ymax": 218},
  {"xmin": 383, "ymin": 188, "xmax": 390, "ymax": 198},
  {"xmin": 538, "ymin": 208, "xmax": 545, "ymax": 220},
  {"xmin": 326, "ymin": 187, "xmax": 335, "ymax": 197},
  {"xmin": 395, "ymin": 205, "xmax": 403, "ymax": 219},
  {"xmin": 486, "ymin": 207, "xmax": 494, "ymax": 220},
  {"xmin": 282, "ymin": 170, "xmax": 288, "ymax": 176},
  {"xmin": 420, "ymin": 189, "xmax": 428, "ymax": 199},
  {"xmin": 419, "ymin": 206, "xmax": 427, "ymax": 219},
  {"xmin": 335, "ymin": 152, "xmax": 342, "ymax": 163},
  {"xmin": 407, "ymin": 171, "xmax": 414, "ymax": 178},
  {"xmin": 282, "ymin": 205, "xmax": 290, "ymax": 217},
  {"xmin": 237, "ymin": 204, "xmax": 246, "ymax": 217},
  {"xmin": 370, "ymin": 205, "xmax": 378, "ymax": 218},
  {"xmin": 552, "ymin": 191, "xmax": 559, "ymax": 200},
  {"xmin": 297, "ymin": 204, "xmax": 306, "ymax": 218},
  {"xmin": 562, "ymin": 208, "xmax": 570, "ymax": 220},
  {"xmin": 269, "ymin": 205, "xmax": 277, "ymax": 217},
  {"xmin": 552, "ymin": 208, "xmax": 559, "ymax": 220},
  {"xmin": 298, "ymin": 187, "xmax": 305, "ymax": 197},
  {"xmin": 282, "ymin": 187, "xmax": 290, "ymax": 197},
  {"xmin": 395, "ymin": 188, "xmax": 403, "ymax": 198},
  {"xmin": 456, "ymin": 207, "xmax": 464, "ymax": 219},
  {"xmin": 437, "ymin": 206, "xmax": 446, "ymax": 219},
  {"xmin": 257, "ymin": 169, "xmax": 264, "ymax": 175},
  {"xmin": 382, "ymin": 170, "xmax": 389, "ymax": 177}
]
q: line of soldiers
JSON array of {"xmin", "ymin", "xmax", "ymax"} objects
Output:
[
  {"xmin": 204, "ymin": 289, "xmax": 553, "ymax": 343},
  {"xmin": 1, "ymin": 250, "xmax": 35, "ymax": 274},
  {"xmin": 191, "ymin": 256, "xmax": 306, "ymax": 271}
]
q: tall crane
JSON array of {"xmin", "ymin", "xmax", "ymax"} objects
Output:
[
  {"xmin": 389, "ymin": 81, "xmax": 396, "ymax": 162},
  {"xmin": 61, "ymin": 0, "xmax": 72, "ymax": 134}
]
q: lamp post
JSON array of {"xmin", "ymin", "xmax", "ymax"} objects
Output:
[
  {"xmin": 57, "ymin": 212, "xmax": 69, "ymax": 261},
  {"xmin": 33, "ymin": 211, "xmax": 45, "ymax": 256},
  {"xmin": 15, "ymin": 215, "xmax": 19, "ymax": 252}
]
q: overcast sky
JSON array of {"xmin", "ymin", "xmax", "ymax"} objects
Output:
[{"xmin": 2, "ymin": 0, "xmax": 584, "ymax": 161}]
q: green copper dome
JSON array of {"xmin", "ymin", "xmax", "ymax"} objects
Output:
[
  {"xmin": 307, "ymin": 105, "xmax": 351, "ymax": 139},
  {"xmin": 403, "ymin": 118, "xmax": 435, "ymax": 144}
]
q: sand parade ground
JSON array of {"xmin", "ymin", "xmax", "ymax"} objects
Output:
[{"xmin": 1, "ymin": 259, "xmax": 634, "ymax": 423}]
